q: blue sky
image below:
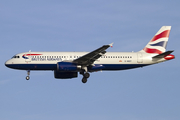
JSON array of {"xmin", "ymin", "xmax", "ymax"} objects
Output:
[{"xmin": 1, "ymin": 0, "xmax": 180, "ymax": 120}]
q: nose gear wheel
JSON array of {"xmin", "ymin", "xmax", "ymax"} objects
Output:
[{"xmin": 26, "ymin": 70, "xmax": 30, "ymax": 80}]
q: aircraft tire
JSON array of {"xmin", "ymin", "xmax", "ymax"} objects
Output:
[
  {"xmin": 82, "ymin": 77, "xmax": 87, "ymax": 83},
  {"xmin": 26, "ymin": 76, "xmax": 30, "ymax": 80},
  {"xmin": 84, "ymin": 72, "xmax": 90, "ymax": 78}
]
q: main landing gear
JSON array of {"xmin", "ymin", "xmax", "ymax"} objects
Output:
[
  {"xmin": 26, "ymin": 70, "xmax": 30, "ymax": 80},
  {"xmin": 81, "ymin": 72, "xmax": 90, "ymax": 83},
  {"xmin": 80, "ymin": 66, "xmax": 90, "ymax": 83}
]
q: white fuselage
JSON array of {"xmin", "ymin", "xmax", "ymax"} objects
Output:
[{"xmin": 5, "ymin": 51, "xmax": 164, "ymax": 71}]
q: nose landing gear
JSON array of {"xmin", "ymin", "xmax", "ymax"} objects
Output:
[
  {"xmin": 26, "ymin": 76, "xmax": 30, "ymax": 80},
  {"xmin": 26, "ymin": 70, "xmax": 30, "ymax": 80}
]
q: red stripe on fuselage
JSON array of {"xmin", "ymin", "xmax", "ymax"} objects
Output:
[
  {"xmin": 150, "ymin": 30, "xmax": 170, "ymax": 42},
  {"xmin": 23, "ymin": 54, "xmax": 42, "ymax": 56}
]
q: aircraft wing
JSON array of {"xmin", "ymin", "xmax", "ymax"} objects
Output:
[{"xmin": 73, "ymin": 43, "xmax": 113, "ymax": 65}]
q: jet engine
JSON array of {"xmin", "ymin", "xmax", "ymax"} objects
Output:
[
  {"xmin": 57, "ymin": 62, "xmax": 81, "ymax": 72},
  {"xmin": 54, "ymin": 70, "xmax": 78, "ymax": 79}
]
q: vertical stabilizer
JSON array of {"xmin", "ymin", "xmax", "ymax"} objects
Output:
[{"xmin": 141, "ymin": 26, "xmax": 171, "ymax": 54}]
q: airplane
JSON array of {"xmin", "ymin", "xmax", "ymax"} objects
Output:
[{"xmin": 5, "ymin": 26, "xmax": 175, "ymax": 83}]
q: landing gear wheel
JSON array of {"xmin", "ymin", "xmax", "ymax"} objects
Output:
[
  {"xmin": 84, "ymin": 72, "xmax": 90, "ymax": 78},
  {"xmin": 26, "ymin": 70, "xmax": 30, "ymax": 80},
  {"xmin": 82, "ymin": 77, "xmax": 87, "ymax": 83},
  {"xmin": 26, "ymin": 76, "xmax": 30, "ymax": 80}
]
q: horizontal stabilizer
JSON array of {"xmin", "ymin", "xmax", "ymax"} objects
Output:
[{"xmin": 152, "ymin": 50, "xmax": 174, "ymax": 60}]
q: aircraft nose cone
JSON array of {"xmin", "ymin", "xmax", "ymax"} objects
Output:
[
  {"xmin": 5, "ymin": 61, "xmax": 8, "ymax": 67},
  {"xmin": 5, "ymin": 60, "xmax": 11, "ymax": 68}
]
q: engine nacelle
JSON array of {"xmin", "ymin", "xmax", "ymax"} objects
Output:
[
  {"xmin": 54, "ymin": 70, "xmax": 78, "ymax": 79},
  {"xmin": 57, "ymin": 62, "xmax": 81, "ymax": 72}
]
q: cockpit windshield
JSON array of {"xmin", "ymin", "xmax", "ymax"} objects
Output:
[{"xmin": 12, "ymin": 56, "xmax": 20, "ymax": 59}]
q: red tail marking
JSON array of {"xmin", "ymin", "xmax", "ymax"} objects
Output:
[
  {"xmin": 143, "ymin": 47, "xmax": 163, "ymax": 54},
  {"xmin": 151, "ymin": 30, "xmax": 170, "ymax": 42}
]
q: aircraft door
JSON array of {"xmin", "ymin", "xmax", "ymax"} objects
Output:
[{"xmin": 137, "ymin": 53, "xmax": 143, "ymax": 63}]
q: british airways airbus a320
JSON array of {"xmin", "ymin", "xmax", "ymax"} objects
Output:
[{"xmin": 5, "ymin": 26, "xmax": 175, "ymax": 83}]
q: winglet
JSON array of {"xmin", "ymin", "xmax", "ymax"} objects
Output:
[{"xmin": 109, "ymin": 43, "xmax": 113, "ymax": 48}]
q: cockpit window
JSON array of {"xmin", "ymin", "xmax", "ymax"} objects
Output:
[{"xmin": 12, "ymin": 56, "xmax": 20, "ymax": 59}]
